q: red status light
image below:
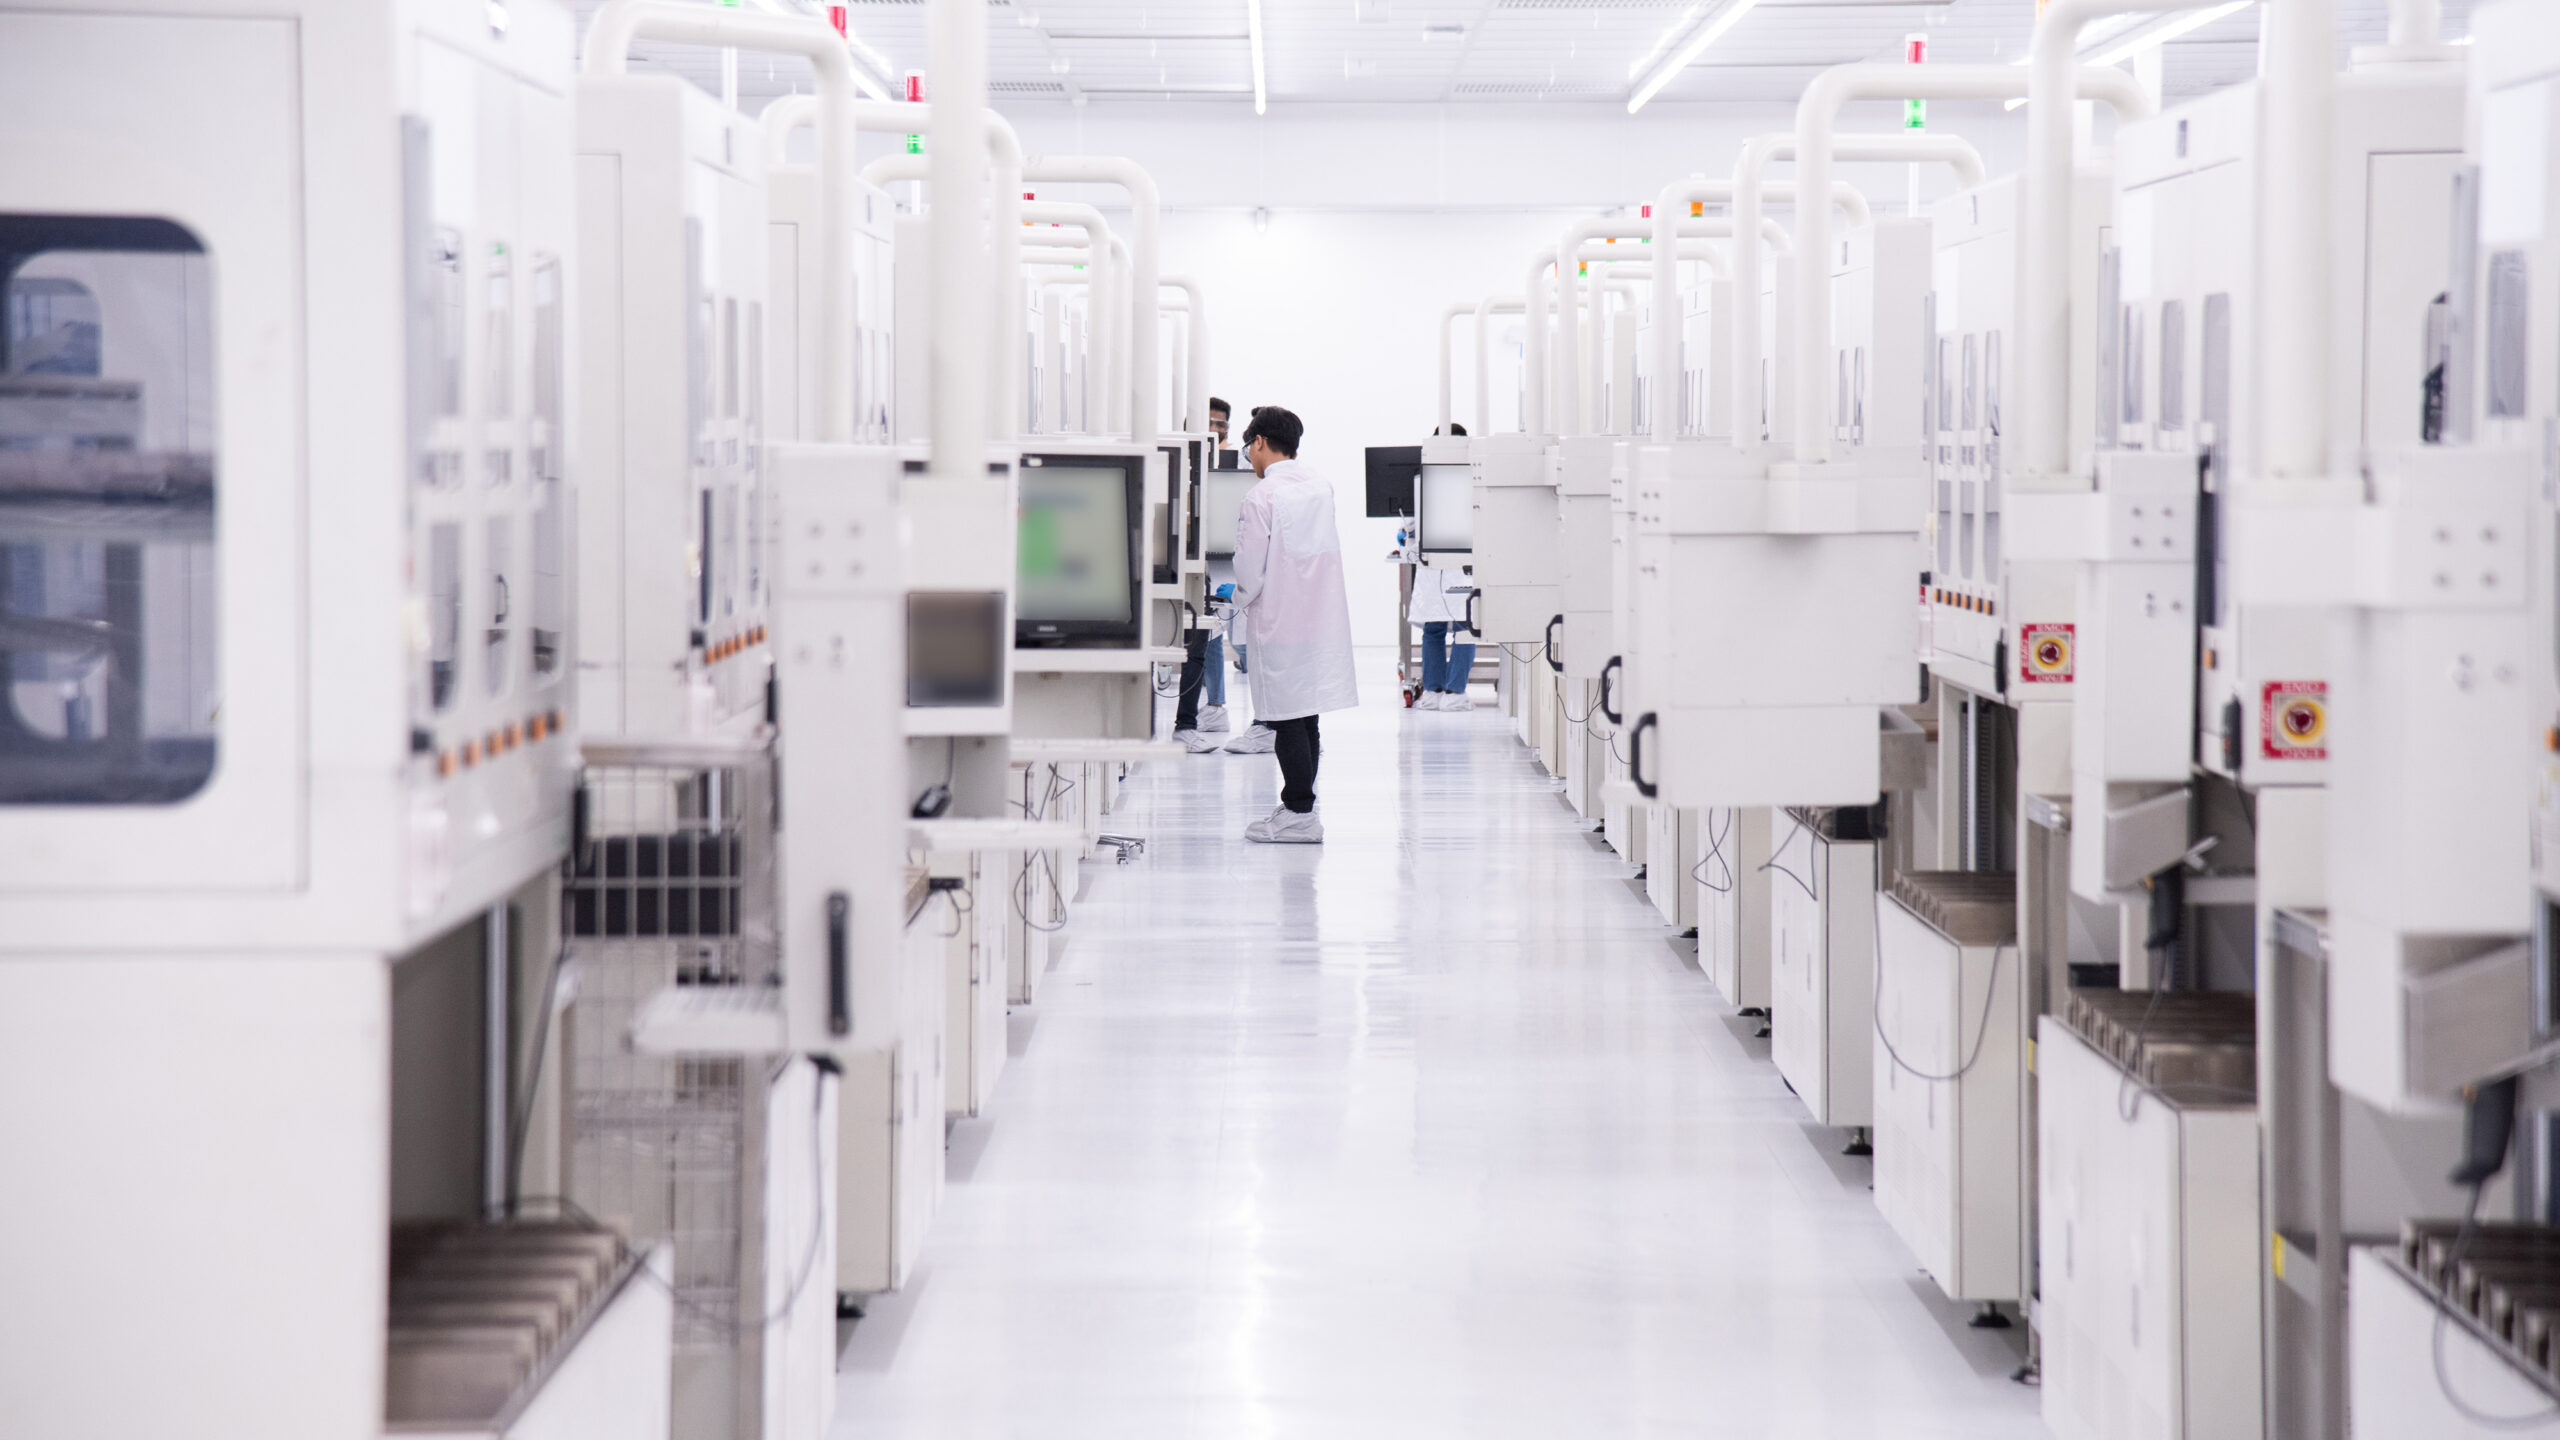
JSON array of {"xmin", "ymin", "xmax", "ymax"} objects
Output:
[{"xmin": 905, "ymin": 72, "xmax": 925, "ymax": 103}]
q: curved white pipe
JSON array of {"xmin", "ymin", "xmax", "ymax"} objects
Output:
[
  {"xmin": 849, "ymin": 131, "xmax": 1029, "ymax": 440},
  {"xmin": 772, "ymin": 96, "xmax": 1025, "ymax": 439},
  {"xmin": 1558, "ymin": 191, "xmax": 1860, "ymax": 438},
  {"xmin": 1474, "ymin": 297, "xmax": 1525, "ymax": 437},
  {"xmin": 2263, "ymin": 0, "xmax": 2338, "ymax": 480},
  {"xmin": 1652, "ymin": 145, "xmax": 1980, "ymax": 442},
  {"xmin": 1439, "ymin": 301, "xmax": 1475, "ymax": 436},
  {"xmin": 587, "ymin": 1, "xmax": 859, "ymax": 442},
  {"xmin": 2388, "ymin": 0, "xmax": 2441, "ymax": 49},
  {"xmin": 1525, "ymin": 254, "xmax": 1552, "ymax": 435},
  {"xmin": 1161, "ymin": 276, "xmax": 1209, "ymax": 432},
  {"xmin": 1789, "ymin": 63, "xmax": 2153, "ymax": 465},
  {"xmin": 927, "ymin": 0, "xmax": 987, "ymax": 468},
  {"xmin": 2019, "ymin": 7, "xmax": 2188, "ymax": 480},
  {"xmin": 1018, "ymin": 202, "xmax": 1125, "ymax": 436},
  {"xmin": 1022, "ymin": 157, "xmax": 1162, "ymax": 444}
]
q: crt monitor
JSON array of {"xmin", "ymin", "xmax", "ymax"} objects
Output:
[
  {"xmin": 1016, "ymin": 453, "xmax": 1144, "ymax": 646},
  {"xmin": 1364, "ymin": 445, "xmax": 1421, "ymax": 519},
  {"xmin": 1202, "ymin": 470, "xmax": 1255, "ymax": 559},
  {"xmin": 1418, "ymin": 463, "xmax": 1474, "ymax": 554}
]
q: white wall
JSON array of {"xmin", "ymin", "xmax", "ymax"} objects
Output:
[{"xmin": 1158, "ymin": 207, "xmax": 1566, "ymax": 646}]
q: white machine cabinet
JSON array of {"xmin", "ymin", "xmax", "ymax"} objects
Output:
[
  {"xmin": 2038, "ymin": 1018, "xmax": 2262, "ymax": 1440},
  {"xmin": 2348, "ymin": 1246, "xmax": 2560, "ymax": 1439},
  {"xmin": 1768, "ymin": 810, "xmax": 1877, "ymax": 1130},
  {"xmin": 576, "ymin": 74, "xmax": 773, "ymax": 740},
  {"xmin": 0, "ymin": 4, "xmax": 615, "ymax": 1437},
  {"xmin": 1555, "ymin": 433, "xmax": 1613, "ymax": 680},
  {"xmin": 1698, "ymin": 807, "xmax": 1775, "ymax": 1012},
  {"xmin": 1872, "ymin": 876, "xmax": 2022, "ymax": 1304},
  {"xmin": 1469, "ymin": 431, "xmax": 1560, "ymax": 644}
]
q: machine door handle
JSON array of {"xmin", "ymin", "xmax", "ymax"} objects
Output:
[
  {"xmin": 1544, "ymin": 614, "xmax": 1564, "ymax": 673},
  {"xmin": 1464, "ymin": 588, "xmax": 1482, "ymax": 639},
  {"xmin": 1630, "ymin": 712, "xmax": 1659, "ymax": 798},
  {"xmin": 1599, "ymin": 655, "xmax": 1623, "ymax": 725},
  {"xmin": 826, "ymin": 892, "xmax": 851, "ymax": 1038}
]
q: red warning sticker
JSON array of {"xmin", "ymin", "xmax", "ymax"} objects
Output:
[
  {"xmin": 2018, "ymin": 623, "xmax": 2074, "ymax": 684},
  {"xmin": 2261, "ymin": 680, "xmax": 2328, "ymax": 760}
]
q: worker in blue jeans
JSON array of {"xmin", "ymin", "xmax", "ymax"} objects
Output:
[{"xmin": 1409, "ymin": 565, "xmax": 1476, "ymax": 711}]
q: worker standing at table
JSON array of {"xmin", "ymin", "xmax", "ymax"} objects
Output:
[{"xmin": 1229, "ymin": 407, "xmax": 1358, "ymax": 843}]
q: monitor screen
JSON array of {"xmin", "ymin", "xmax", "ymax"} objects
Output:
[
  {"xmin": 1154, "ymin": 444, "xmax": 1182, "ymax": 584},
  {"xmin": 1203, "ymin": 471, "xmax": 1256, "ymax": 558},
  {"xmin": 1418, "ymin": 463, "xmax": 1474, "ymax": 553},
  {"xmin": 1018, "ymin": 460, "xmax": 1140, "ymax": 639},
  {"xmin": 1184, "ymin": 439, "xmax": 1204, "ymax": 561},
  {"xmin": 1365, "ymin": 445, "xmax": 1422, "ymax": 518},
  {"xmin": 907, "ymin": 591, "xmax": 1006, "ymax": 706}
]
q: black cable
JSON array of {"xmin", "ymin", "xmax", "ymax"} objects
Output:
[
  {"xmin": 1692, "ymin": 807, "xmax": 1735, "ymax": 894},
  {"xmin": 1874, "ymin": 941, "xmax": 2010, "ymax": 1085},
  {"xmin": 2115, "ymin": 869, "xmax": 2186, "ymax": 1124},
  {"xmin": 504, "ymin": 944, "xmax": 570, "ymax": 1212},
  {"xmin": 1758, "ymin": 812, "xmax": 1817, "ymax": 901},
  {"xmin": 2429, "ymin": 1180, "xmax": 2560, "ymax": 1428}
]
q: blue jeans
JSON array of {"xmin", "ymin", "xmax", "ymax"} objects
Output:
[
  {"xmin": 1420, "ymin": 622, "xmax": 1475, "ymax": 693},
  {"xmin": 1206, "ymin": 635, "xmax": 1226, "ymax": 704}
]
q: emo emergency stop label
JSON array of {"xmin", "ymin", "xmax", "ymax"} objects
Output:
[
  {"xmin": 2261, "ymin": 680, "xmax": 2328, "ymax": 760},
  {"xmin": 2018, "ymin": 623, "xmax": 2074, "ymax": 683}
]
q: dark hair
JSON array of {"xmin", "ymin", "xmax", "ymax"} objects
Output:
[
  {"xmin": 1436, "ymin": 422, "xmax": 1468, "ymax": 436},
  {"xmin": 1208, "ymin": 396, "xmax": 1230, "ymax": 416},
  {"xmin": 1242, "ymin": 406, "xmax": 1302, "ymax": 457}
]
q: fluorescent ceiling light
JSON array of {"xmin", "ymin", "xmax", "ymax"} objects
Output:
[
  {"xmin": 1247, "ymin": 0, "xmax": 1268, "ymax": 115},
  {"xmin": 2000, "ymin": 1, "xmax": 2253, "ymax": 109},
  {"xmin": 1627, "ymin": 0, "xmax": 1760, "ymax": 115},
  {"xmin": 1626, "ymin": 5, "xmax": 1704, "ymax": 80},
  {"xmin": 2086, "ymin": 0, "xmax": 2252, "ymax": 67}
]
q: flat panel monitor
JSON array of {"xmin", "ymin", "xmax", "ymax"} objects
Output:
[
  {"xmin": 1016, "ymin": 453, "xmax": 1144, "ymax": 646},
  {"xmin": 1183, "ymin": 439, "xmax": 1204, "ymax": 562},
  {"xmin": 1214, "ymin": 447, "xmax": 1241, "ymax": 470},
  {"xmin": 1365, "ymin": 445, "xmax": 1422, "ymax": 518},
  {"xmin": 1203, "ymin": 470, "xmax": 1255, "ymax": 559},
  {"xmin": 1418, "ymin": 463, "xmax": 1474, "ymax": 554},
  {"xmin": 907, "ymin": 591, "xmax": 1006, "ymax": 706},
  {"xmin": 1154, "ymin": 444, "xmax": 1183, "ymax": 584}
]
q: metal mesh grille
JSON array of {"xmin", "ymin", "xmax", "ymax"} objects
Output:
[{"xmin": 561, "ymin": 747, "xmax": 777, "ymax": 1350}]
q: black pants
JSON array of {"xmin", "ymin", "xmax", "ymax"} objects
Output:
[
  {"xmin": 1173, "ymin": 629, "xmax": 1208, "ymax": 731},
  {"xmin": 1270, "ymin": 714, "xmax": 1321, "ymax": 813}
]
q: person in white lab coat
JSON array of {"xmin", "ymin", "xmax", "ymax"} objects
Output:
[
  {"xmin": 1227, "ymin": 406, "xmax": 1358, "ymax": 843},
  {"xmin": 1406, "ymin": 564, "xmax": 1477, "ymax": 710}
]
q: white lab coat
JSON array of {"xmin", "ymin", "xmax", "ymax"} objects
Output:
[
  {"xmin": 1232, "ymin": 457, "xmax": 1360, "ymax": 721},
  {"xmin": 1407, "ymin": 565, "xmax": 1475, "ymax": 627}
]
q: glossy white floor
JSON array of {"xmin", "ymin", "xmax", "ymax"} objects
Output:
[{"xmin": 836, "ymin": 663, "xmax": 2043, "ymax": 1439}]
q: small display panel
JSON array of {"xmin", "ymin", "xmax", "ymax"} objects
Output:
[
  {"xmin": 907, "ymin": 591, "xmax": 1006, "ymax": 707},
  {"xmin": 1203, "ymin": 471, "xmax": 1255, "ymax": 558},
  {"xmin": 1364, "ymin": 445, "xmax": 1421, "ymax": 518},
  {"xmin": 1417, "ymin": 463, "xmax": 1474, "ymax": 554},
  {"xmin": 1017, "ymin": 457, "xmax": 1141, "ymax": 644}
]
